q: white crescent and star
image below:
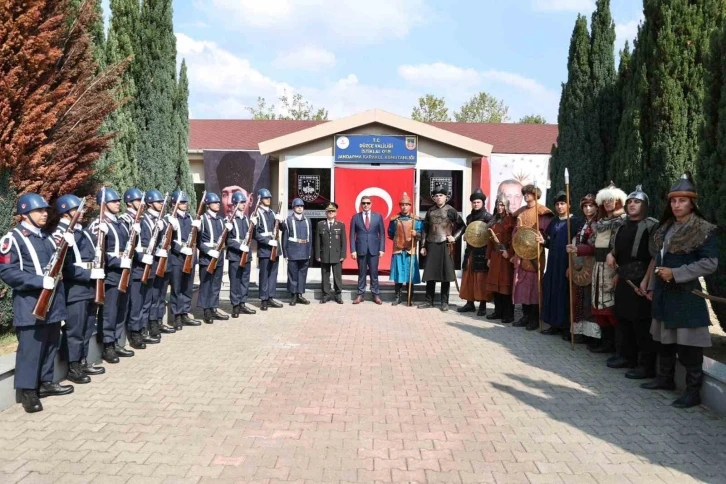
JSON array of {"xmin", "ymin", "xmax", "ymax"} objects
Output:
[{"xmin": 355, "ymin": 187, "xmax": 393, "ymax": 219}]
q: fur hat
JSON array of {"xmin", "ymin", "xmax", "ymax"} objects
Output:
[
  {"xmin": 595, "ymin": 182, "xmax": 627, "ymax": 207},
  {"xmin": 580, "ymin": 193, "xmax": 597, "ymax": 208},
  {"xmin": 668, "ymin": 172, "xmax": 698, "ymax": 199},
  {"xmin": 521, "ymin": 184, "xmax": 542, "ymax": 199},
  {"xmin": 470, "ymin": 188, "xmax": 486, "ymax": 202}
]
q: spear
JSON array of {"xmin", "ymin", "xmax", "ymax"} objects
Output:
[
  {"xmin": 565, "ymin": 168, "xmax": 575, "ymax": 350},
  {"xmin": 407, "ymin": 176, "xmax": 419, "ymax": 306},
  {"xmin": 534, "ymin": 179, "xmax": 543, "ymax": 333}
]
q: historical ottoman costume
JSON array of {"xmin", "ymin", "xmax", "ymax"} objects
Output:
[
  {"xmin": 387, "ymin": 192, "xmax": 423, "ymax": 306},
  {"xmin": 643, "ymin": 173, "xmax": 718, "ymax": 409},
  {"xmin": 588, "ymin": 183, "xmax": 627, "ymax": 353},
  {"xmin": 511, "ymin": 184, "xmax": 553, "ymax": 330},
  {"xmin": 485, "ymin": 196, "xmax": 516, "ymax": 324},
  {"xmin": 568, "ymin": 194, "xmax": 600, "ymax": 343},
  {"xmin": 458, "ymin": 188, "xmax": 493, "ymax": 316}
]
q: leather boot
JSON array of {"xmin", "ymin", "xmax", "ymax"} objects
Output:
[
  {"xmin": 142, "ymin": 328, "xmax": 160, "ymax": 344},
  {"xmin": 590, "ymin": 329, "xmax": 615, "ymax": 353},
  {"xmin": 212, "ymin": 309, "xmax": 229, "ymax": 320},
  {"xmin": 173, "ymin": 315, "xmax": 183, "ymax": 330},
  {"xmin": 181, "ymin": 314, "xmax": 201, "ymax": 326},
  {"xmin": 391, "ymin": 284, "xmax": 402, "ymax": 306},
  {"xmin": 289, "ymin": 295, "xmax": 297, "ymax": 306},
  {"xmin": 21, "ymin": 389, "xmax": 42, "ymax": 413},
  {"xmin": 440, "ymin": 293, "xmax": 450, "ymax": 312},
  {"xmin": 513, "ymin": 305, "xmax": 529, "ymax": 327},
  {"xmin": 626, "ymin": 353, "xmax": 657, "ymax": 380},
  {"xmin": 641, "ymin": 355, "xmax": 676, "ymax": 390},
  {"xmin": 130, "ymin": 332, "xmax": 147, "ymax": 349},
  {"xmin": 39, "ymin": 381, "xmax": 74, "ymax": 398},
  {"xmin": 203, "ymin": 309, "xmax": 213, "ymax": 324},
  {"xmin": 232, "ymin": 305, "xmax": 240, "ymax": 318},
  {"xmin": 268, "ymin": 299, "xmax": 283, "ymax": 308},
  {"xmin": 160, "ymin": 321, "xmax": 176, "ymax": 334},
  {"xmin": 296, "ymin": 295, "xmax": 310, "ymax": 305},
  {"xmin": 82, "ymin": 359, "xmax": 105, "ymax": 375},
  {"xmin": 477, "ymin": 301, "xmax": 487, "ymax": 316},
  {"xmin": 149, "ymin": 320, "xmax": 162, "ymax": 339},
  {"xmin": 260, "ymin": 300, "xmax": 268, "ymax": 311},
  {"xmin": 114, "ymin": 344, "xmax": 135, "ymax": 357},
  {"xmin": 240, "ymin": 303, "xmax": 256, "ymax": 315},
  {"xmin": 419, "ymin": 282, "xmax": 436, "ymax": 309},
  {"xmin": 66, "ymin": 361, "xmax": 90, "ymax": 384},
  {"xmin": 487, "ymin": 295, "xmax": 502, "ymax": 320},
  {"xmin": 526, "ymin": 306, "xmax": 539, "ymax": 331},
  {"xmin": 102, "ymin": 343, "xmax": 119, "ymax": 363},
  {"xmin": 672, "ymin": 366, "xmax": 703, "ymax": 409},
  {"xmin": 457, "ymin": 301, "xmax": 476, "ymax": 313},
  {"xmin": 607, "ymin": 355, "xmax": 635, "ymax": 369}
]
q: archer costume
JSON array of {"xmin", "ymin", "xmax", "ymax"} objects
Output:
[
  {"xmin": 458, "ymin": 188, "xmax": 492, "ymax": 315},
  {"xmin": 485, "ymin": 198, "xmax": 515, "ymax": 324},
  {"xmin": 570, "ymin": 194, "xmax": 599, "ymax": 341},
  {"xmin": 387, "ymin": 193, "xmax": 423, "ymax": 306}
]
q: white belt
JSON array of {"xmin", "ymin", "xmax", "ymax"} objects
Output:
[
  {"xmin": 260, "ymin": 232, "xmax": 272, "ymax": 236},
  {"xmin": 204, "ymin": 242, "xmax": 215, "ymax": 247},
  {"xmin": 288, "ymin": 238, "xmax": 308, "ymax": 244},
  {"xmin": 74, "ymin": 262, "xmax": 93, "ymax": 269},
  {"xmin": 108, "ymin": 252, "xmax": 120, "ymax": 258}
]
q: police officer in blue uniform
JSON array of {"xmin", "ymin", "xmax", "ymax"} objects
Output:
[
  {"xmin": 167, "ymin": 190, "xmax": 201, "ymax": 329},
  {"xmin": 92, "ymin": 188, "xmax": 135, "ymax": 363},
  {"xmin": 282, "ymin": 198, "xmax": 312, "ymax": 306},
  {"xmin": 0, "ymin": 193, "xmax": 73, "ymax": 413},
  {"xmin": 255, "ymin": 188, "xmax": 284, "ymax": 311},
  {"xmin": 198, "ymin": 192, "xmax": 229, "ymax": 324},
  {"xmin": 225, "ymin": 192, "xmax": 256, "ymax": 317},
  {"xmin": 53, "ymin": 195, "xmax": 103, "ymax": 384}
]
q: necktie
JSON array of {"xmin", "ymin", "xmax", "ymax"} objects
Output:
[{"xmin": 364, "ymin": 212, "xmax": 370, "ymax": 230}]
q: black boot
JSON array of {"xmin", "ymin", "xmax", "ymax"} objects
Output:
[
  {"xmin": 260, "ymin": 300, "xmax": 268, "ymax": 311},
  {"xmin": 590, "ymin": 328, "xmax": 615, "ymax": 353},
  {"xmin": 159, "ymin": 321, "xmax": 176, "ymax": 334},
  {"xmin": 457, "ymin": 301, "xmax": 476, "ymax": 313},
  {"xmin": 66, "ymin": 362, "xmax": 90, "ymax": 384},
  {"xmin": 391, "ymin": 284, "xmax": 402, "ymax": 306},
  {"xmin": 148, "ymin": 320, "xmax": 162, "ymax": 339},
  {"xmin": 289, "ymin": 295, "xmax": 297, "ymax": 306},
  {"xmin": 607, "ymin": 355, "xmax": 636, "ymax": 369},
  {"xmin": 641, "ymin": 353, "xmax": 676, "ymax": 391},
  {"xmin": 82, "ymin": 359, "xmax": 105, "ymax": 375},
  {"xmin": 513, "ymin": 305, "xmax": 529, "ymax": 327},
  {"xmin": 21, "ymin": 389, "xmax": 42, "ymax": 413},
  {"xmin": 626, "ymin": 352, "xmax": 657, "ymax": 380},
  {"xmin": 487, "ymin": 294, "xmax": 502, "ymax": 319},
  {"xmin": 476, "ymin": 301, "xmax": 487, "ymax": 317},
  {"xmin": 212, "ymin": 309, "xmax": 229, "ymax": 320},
  {"xmin": 296, "ymin": 294, "xmax": 310, "ymax": 305},
  {"xmin": 240, "ymin": 303, "xmax": 256, "ymax": 315},
  {"xmin": 39, "ymin": 381, "xmax": 74, "ymax": 398},
  {"xmin": 419, "ymin": 282, "xmax": 436, "ymax": 309},
  {"xmin": 268, "ymin": 299, "xmax": 283, "ymax": 308},
  {"xmin": 203, "ymin": 308, "xmax": 214, "ymax": 323},
  {"xmin": 672, "ymin": 366, "xmax": 703, "ymax": 409},
  {"xmin": 102, "ymin": 343, "xmax": 119, "ymax": 363},
  {"xmin": 526, "ymin": 306, "xmax": 539, "ymax": 331},
  {"xmin": 114, "ymin": 343, "xmax": 135, "ymax": 357},
  {"xmin": 181, "ymin": 314, "xmax": 201, "ymax": 326},
  {"xmin": 440, "ymin": 291, "xmax": 450, "ymax": 312},
  {"xmin": 142, "ymin": 328, "xmax": 160, "ymax": 344},
  {"xmin": 173, "ymin": 314, "xmax": 183, "ymax": 330},
  {"xmin": 130, "ymin": 332, "xmax": 148, "ymax": 349},
  {"xmin": 232, "ymin": 305, "xmax": 240, "ymax": 318}
]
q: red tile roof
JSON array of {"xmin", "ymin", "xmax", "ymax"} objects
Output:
[{"xmin": 189, "ymin": 119, "xmax": 558, "ymax": 155}]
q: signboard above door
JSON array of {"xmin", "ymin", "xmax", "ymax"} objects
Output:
[{"xmin": 334, "ymin": 134, "xmax": 417, "ymax": 164}]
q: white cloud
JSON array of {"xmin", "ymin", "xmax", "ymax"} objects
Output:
[
  {"xmin": 197, "ymin": 0, "xmax": 430, "ymax": 44},
  {"xmin": 398, "ymin": 62, "xmax": 481, "ymax": 87},
  {"xmin": 615, "ymin": 14, "xmax": 643, "ymax": 53},
  {"xmin": 272, "ymin": 46, "xmax": 336, "ymax": 71},
  {"xmin": 531, "ymin": 0, "xmax": 594, "ymax": 12}
]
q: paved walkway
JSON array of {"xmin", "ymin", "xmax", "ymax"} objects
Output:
[{"xmin": 1, "ymin": 301, "xmax": 726, "ymax": 484}]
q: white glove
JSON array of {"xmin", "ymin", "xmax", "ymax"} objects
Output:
[
  {"xmin": 63, "ymin": 232, "xmax": 75, "ymax": 247},
  {"xmin": 155, "ymin": 249, "xmax": 168, "ymax": 258},
  {"xmin": 98, "ymin": 223, "xmax": 109, "ymax": 235},
  {"xmin": 156, "ymin": 220, "xmax": 165, "ymax": 230},
  {"xmin": 250, "ymin": 216, "xmax": 258, "ymax": 225},
  {"xmin": 208, "ymin": 249, "xmax": 220, "ymax": 259},
  {"xmin": 268, "ymin": 240, "xmax": 278, "ymax": 247},
  {"xmin": 446, "ymin": 235, "xmax": 455, "ymax": 243},
  {"xmin": 168, "ymin": 217, "xmax": 179, "ymax": 231},
  {"xmin": 42, "ymin": 276, "xmax": 55, "ymax": 290},
  {"xmin": 191, "ymin": 219, "xmax": 202, "ymax": 229},
  {"xmin": 120, "ymin": 258, "xmax": 132, "ymax": 269},
  {"xmin": 225, "ymin": 222, "xmax": 233, "ymax": 231},
  {"xmin": 274, "ymin": 213, "xmax": 285, "ymax": 222},
  {"xmin": 240, "ymin": 244, "xmax": 250, "ymax": 253},
  {"xmin": 142, "ymin": 253, "xmax": 153, "ymax": 265},
  {"xmin": 132, "ymin": 223, "xmax": 141, "ymax": 233},
  {"xmin": 181, "ymin": 247, "xmax": 193, "ymax": 256},
  {"xmin": 90, "ymin": 268, "xmax": 105, "ymax": 280}
]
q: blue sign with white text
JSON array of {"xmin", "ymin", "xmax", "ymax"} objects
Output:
[{"xmin": 334, "ymin": 135, "xmax": 417, "ymax": 164}]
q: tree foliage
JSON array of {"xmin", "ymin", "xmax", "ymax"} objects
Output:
[
  {"xmin": 453, "ymin": 92, "xmax": 510, "ymax": 123},
  {"xmin": 248, "ymin": 92, "xmax": 329, "ymax": 121},
  {"xmin": 174, "ymin": 60, "xmax": 196, "ymax": 209},
  {"xmin": 519, "ymin": 114, "xmax": 547, "ymax": 124},
  {"xmin": 411, "ymin": 94, "xmax": 451, "ymax": 122}
]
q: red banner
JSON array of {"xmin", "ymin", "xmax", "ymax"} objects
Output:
[{"xmin": 335, "ymin": 167, "xmax": 415, "ymax": 271}]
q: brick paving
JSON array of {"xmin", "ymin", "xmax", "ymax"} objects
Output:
[{"xmin": 1, "ymin": 301, "xmax": 726, "ymax": 484}]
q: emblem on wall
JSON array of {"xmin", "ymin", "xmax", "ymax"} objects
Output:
[
  {"xmin": 430, "ymin": 177, "xmax": 452, "ymax": 202},
  {"xmin": 405, "ymin": 136, "xmax": 417, "ymax": 150},
  {"xmin": 298, "ymin": 175, "xmax": 320, "ymax": 202}
]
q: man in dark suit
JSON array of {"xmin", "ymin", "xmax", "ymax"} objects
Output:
[
  {"xmin": 316, "ymin": 202, "xmax": 346, "ymax": 304},
  {"xmin": 349, "ymin": 195, "xmax": 386, "ymax": 304}
]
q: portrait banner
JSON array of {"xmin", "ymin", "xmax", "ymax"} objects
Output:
[
  {"xmin": 202, "ymin": 150, "xmax": 271, "ymax": 217},
  {"xmin": 488, "ymin": 154, "xmax": 550, "ymax": 212}
]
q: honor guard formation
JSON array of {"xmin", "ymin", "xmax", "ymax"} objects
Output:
[{"xmin": 0, "ymin": 174, "xmax": 719, "ymax": 413}]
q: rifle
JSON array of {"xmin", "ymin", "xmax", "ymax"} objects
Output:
[
  {"xmin": 207, "ymin": 202, "xmax": 241, "ymax": 273},
  {"xmin": 93, "ymin": 189, "xmax": 107, "ymax": 305},
  {"xmin": 141, "ymin": 193, "xmax": 170, "ymax": 284},
  {"xmin": 155, "ymin": 197, "xmax": 182, "ymax": 277},
  {"xmin": 32, "ymin": 198, "xmax": 87, "ymax": 320},
  {"xmin": 183, "ymin": 191, "xmax": 206, "ymax": 274},
  {"xmin": 240, "ymin": 198, "xmax": 262, "ymax": 267},
  {"xmin": 118, "ymin": 195, "xmax": 146, "ymax": 293},
  {"xmin": 269, "ymin": 198, "xmax": 283, "ymax": 262}
]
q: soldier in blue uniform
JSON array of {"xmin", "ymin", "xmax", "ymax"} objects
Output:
[
  {"xmin": 93, "ymin": 188, "xmax": 135, "ymax": 363},
  {"xmin": 167, "ymin": 190, "xmax": 201, "ymax": 329},
  {"xmin": 225, "ymin": 191, "xmax": 257, "ymax": 317},
  {"xmin": 52, "ymin": 195, "xmax": 104, "ymax": 384},
  {"xmin": 255, "ymin": 188, "xmax": 284, "ymax": 311},
  {"xmin": 282, "ymin": 198, "xmax": 312, "ymax": 306},
  {"xmin": 150, "ymin": 194, "xmax": 176, "ymax": 336},
  {"xmin": 197, "ymin": 192, "xmax": 229, "ymax": 324},
  {"xmin": 0, "ymin": 193, "xmax": 73, "ymax": 413}
]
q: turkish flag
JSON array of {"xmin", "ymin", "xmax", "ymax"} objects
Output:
[{"xmin": 335, "ymin": 167, "xmax": 415, "ymax": 272}]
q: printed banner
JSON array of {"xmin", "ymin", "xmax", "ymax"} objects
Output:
[
  {"xmin": 487, "ymin": 154, "xmax": 550, "ymax": 212},
  {"xmin": 334, "ymin": 135, "xmax": 417, "ymax": 164},
  {"xmin": 334, "ymin": 167, "xmax": 415, "ymax": 272},
  {"xmin": 202, "ymin": 150, "xmax": 271, "ymax": 217}
]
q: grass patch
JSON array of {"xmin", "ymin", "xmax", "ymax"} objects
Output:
[{"xmin": 0, "ymin": 326, "xmax": 17, "ymax": 356}]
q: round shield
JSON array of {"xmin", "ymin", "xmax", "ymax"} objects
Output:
[
  {"xmin": 464, "ymin": 221, "xmax": 490, "ymax": 248},
  {"xmin": 571, "ymin": 255, "xmax": 594, "ymax": 287},
  {"xmin": 512, "ymin": 227, "xmax": 539, "ymax": 260}
]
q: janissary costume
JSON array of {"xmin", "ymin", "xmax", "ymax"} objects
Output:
[
  {"xmin": 570, "ymin": 194, "xmax": 600, "ymax": 343},
  {"xmin": 458, "ymin": 188, "xmax": 493, "ymax": 316},
  {"xmin": 643, "ymin": 174, "xmax": 718, "ymax": 409},
  {"xmin": 588, "ymin": 183, "xmax": 627, "ymax": 353},
  {"xmin": 541, "ymin": 191, "xmax": 584, "ymax": 334},
  {"xmin": 485, "ymin": 196, "xmax": 515, "ymax": 324},
  {"xmin": 387, "ymin": 192, "xmax": 423, "ymax": 306},
  {"xmin": 512, "ymin": 184, "xmax": 553, "ymax": 331}
]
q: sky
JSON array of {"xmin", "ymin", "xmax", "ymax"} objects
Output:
[{"xmin": 101, "ymin": 0, "xmax": 643, "ymax": 123}]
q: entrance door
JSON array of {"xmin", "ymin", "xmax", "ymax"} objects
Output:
[
  {"xmin": 417, "ymin": 169, "xmax": 464, "ymax": 270},
  {"xmin": 288, "ymin": 168, "xmax": 332, "ymax": 268}
]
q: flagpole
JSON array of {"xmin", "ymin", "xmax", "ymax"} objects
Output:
[
  {"xmin": 534, "ymin": 179, "xmax": 543, "ymax": 334},
  {"xmin": 565, "ymin": 169, "xmax": 575, "ymax": 350}
]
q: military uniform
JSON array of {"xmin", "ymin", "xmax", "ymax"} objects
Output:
[
  {"xmin": 150, "ymin": 208, "xmax": 174, "ymax": 335},
  {"xmin": 255, "ymin": 189, "xmax": 283, "ymax": 310},
  {"xmin": 168, "ymin": 191, "xmax": 199, "ymax": 328},
  {"xmin": 315, "ymin": 203, "xmax": 346, "ymax": 304},
  {"xmin": 226, "ymin": 192, "xmax": 256, "ymax": 317},
  {"xmin": 197, "ymin": 192, "xmax": 228, "ymax": 323},
  {"xmin": 282, "ymin": 198, "xmax": 312, "ymax": 305}
]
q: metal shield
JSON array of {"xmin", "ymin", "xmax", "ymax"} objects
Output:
[
  {"xmin": 464, "ymin": 221, "xmax": 490, "ymax": 248},
  {"xmin": 512, "ymin": 227, "xmax": 539, "ymax": 260},
  {"xmin": 571, "ymin": 255, "xmax": 594, "ymax": 287}
]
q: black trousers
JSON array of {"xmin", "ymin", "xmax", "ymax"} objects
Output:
[
  {"xmin": 15, "ymin": 323, "xmax": 60, "ymax": 389},
  {"xmin": 103, "ymin": 285, "xmax": 129, "ymax": 343},
  {"xmin": 616, "ymin": 315, "xmax": 657, "ymax": 363},
  {"xmin": 170, "ymin": 262, "xmax": 194, "ymax": 315},
  {"xmin": 425, "ymin": 281, "xmax": 450, "ymax": 302},
  {"xmin": 63, "ymin": 299, "xmax": 95, "ymax": 363},
  {"xmin": 258, "ymin": 258, "xmax": 279, "ymax": 301},
  {"xmin": 287, "ymin": 259, "xmax": 309, "ymax": 295},
  {"xmin": 321, "ymin": 262, "xmax": 343, "ymax": 296},
  {"xmin": 494, "ymin": 293, "xmax": 514, "ymax": 320},
  {"xmin": 229, "ymin": 259, "xmax": 252, "ymax": 306}
]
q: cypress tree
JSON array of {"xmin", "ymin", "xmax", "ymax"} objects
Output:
[
  {"xmin": 174, "ymin": 61, "xmax": 196, "ymax": 208},
  {"xmin": 549, "ymin": 15, "xmax": 591, "ymax": 205},
  {"xmin": 68, "ymin": 0, "xmax": 106, "ymax": 68}
]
